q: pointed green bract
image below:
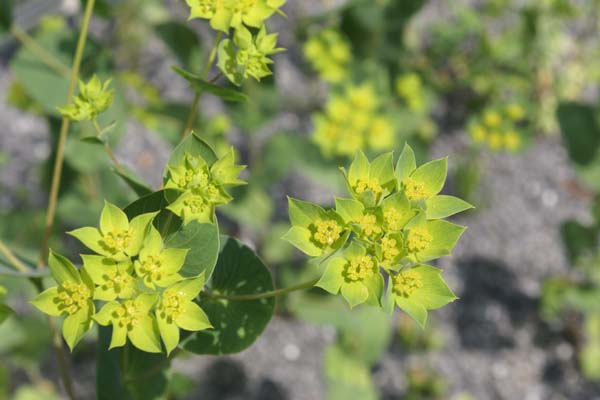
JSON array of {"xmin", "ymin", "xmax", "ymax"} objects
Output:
[
  {"xmin": 390, "ymin": 265, "xmax": 457, "ymax": 328},
  {"xmin": 425, "ymin": 195, "xmax": 474, "ymax": 219}
]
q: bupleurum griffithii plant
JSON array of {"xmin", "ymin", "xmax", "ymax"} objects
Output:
[{"xmin": 0, "ymin": 0, "xmax": 476, "ymax": 398}]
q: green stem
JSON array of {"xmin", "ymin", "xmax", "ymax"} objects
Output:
[
  {"xmin": 11, "ymin": 25, "xmax": 72, "ymax": 78},
  {"xmin": 92, "ymin": 119, "xmax": 125, "ymax": 174},
  {"xmin": 38, "ymin": 0, "xmax": 96, "ymax": 268},
  {"xmin": 0, "ymin": 240, "xmax": 29, "ymax": 273},
  {"xmin": 202, "ymin": 278, "xmax": 320, "ymax": 301},
  {"xmin": 181, "ymin": 31, "xmax": 223, "ymax": 140}
]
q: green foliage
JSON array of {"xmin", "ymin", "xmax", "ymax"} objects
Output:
[{"xmin": 182, "ymin": 236, "xmax": 275, "ymax": 354}]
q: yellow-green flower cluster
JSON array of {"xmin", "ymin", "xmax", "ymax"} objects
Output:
[
  {"xmin": 283, "ymin": 146, "xmax": 472, "ymax": 327},
  {"xmin": 58, "ymin": 75, "xmax": 114, "ymax": 122},
  {"xmin": 186, "ymin": 0, "xmax": 286, "ymax": 86},
  {"xmin": 312, "ymin": 83, "xmax": 396, "ymax": 157},
  {"xmin": 396, "ymin": 73, "xmax": 427, "ymax": 113},
  {"xmin": 31, "ymin": 202, "xmax": 212, "ymax": 354},
  {"xmin": 468, "ymin": 104, "xmax": 527, "ymax": 152},
  {"xmin": 304, "ymin": 29, "xmax": 351, "ymax": 83},
  {"xmin": 164, "ymin": 148, "xmax": 246, "ymax": 225}
]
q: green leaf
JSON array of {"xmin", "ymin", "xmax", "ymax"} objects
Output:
[
  {"xmin": 165, "ymin": 221, "xmax": 219, "ymax": 279},
  {"xmin": 0, "ymin": 304, "xmax": 14, "ymax": 325},
  {"xmin": 155, "ymin": 22, "xmax": 202, "ymax": 68},
  {"xmin": 324, "ymin": 343, "xmax": 378, "ymax": 400},
  {"xmin": 172, "ymin": 66, "xmax": 247, "ymax": 102},
  {"xmin": 410, "ymin": 157, "xmax": 447, "ymax": 196},
  {"xmin": 97, "ymin": 327, "xmax": 171, "ymax": 400},
  {"xmin": 0, "ymin": 0, "xmax": 12, "ymax": 33},
  {"xmin": 557, "ymin": 102, "xmax": 600, "ymax": 166},
  {"xmin": 395, "ymin": 143, "xmax": 417, "ymax": 182},
  {"xmin": 124, "ymin": 190, "xmax": 182, "ymax": 237},
  {"xmin": 80, "ymin": 136, "xmax": 105, "ymax": 145},
  {"xmin": 113, "ymin": 167, "xmax": 153, "ymax": 198},
  {"xmin": 425, "ymin": 195, "xmax": 474, "ymax": 219},
  {"xmin": 182, "ymin": 236, "xmax": 275, "ymax": 355}
]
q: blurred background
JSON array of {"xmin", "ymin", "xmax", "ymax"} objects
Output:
[{"xmin": 1, "ymin": 0, "xmax": 600, "ymax": 399}]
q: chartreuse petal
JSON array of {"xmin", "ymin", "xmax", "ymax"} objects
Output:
[
  {"xmin": 111, "ymin": 325, "xmax": 127, "ymax": 350},
  {"xmin": 62, "ymin": 301, "xmax": 94, "ymax": 351},
  {"xmin": 340, "ymin": 281, "xmax": 369, "ymax": 308},
  {"xmin": 99, "ymin": 201, "xmax": 130, "ymax": 235},
  {"xmin": 129, "ymin": 315, "xmax": 162, "ymax": 353},
  {"xmin": 368, "ymin": 152, "xmax": 395, "ymax": 186},
  {"xmin": 423, "ymin": 220, "xmax": 466, "ymax": 252},
  {"xmin": 425, "ymin": 195, "xmax": 474, "ymax": 219},
  {"xmin": 161, "ymin": 248, "xmax": 189, "ymax": 274},
  {"xmin": 30, "ymin": 287, "xmax": 61, "ymax": 316},
  {"xmin": 67, "ymin": 227, "xmax": 106, "ymax": 255},
  {"xmin": 210, "ymin": 148, "xmax": 246, "ymax": 186},
  {"xmin": 157, "ymin": 315, "xmax": 179, "ymax": 355},
  {"xmin": 363, "ymin": 273, "xmax": 384, "ymax": 307},
  {"xmin": 287, "ymin": 197, "xmax": 326, "ymax": 228},
  {"xmin": 347, "ymin": 151, "xmax": 370, "ymax": 186},
  {"xmin": 169, "ymin": 275, "xmax": 205, "ymax": 301},
  {"xmin": 316, "ymin": 258, "xmax": 346, "ymax": 294},
  {"xmin": 334, "ymin": 197, "xmax": 364, "ymax": 224},
  {"xmin": 281, "ymin": 226, "xmax": 322, "ymax": 257},
  {"xmin": 409, "ymin": 157, "xmax": 447, "ymax": 197},
  {"xmin": 140, "ymin": 226, "xmax": 163, "ymax": 258},
  {"xmin": 409, "ymin": 265, "xmax": 458, "ymax": 309},
  {"xmin": 94, "ymin": 301, "xmax": 120, "ymax": 326},
  {"xmin": 395, "ymin": 143, "xmax": 417, "ymax": 183},
  {"xmin": 48, "ymin": 250, "xmax": 81, "ymax": 284},
  {"xmin": 127, "ymin": 212, "xmax": 158, "ymax": 256},
  {"xmin": 176, "ymin": 302, "xmax": 212, "ymax": 331},
  {"xmin": 395, "ymin": 297, "xmax": 428, "ymax": 329},
  {"xmin": 136, "ymin": 293, "xmax": 158, "ymax": 313},
  {"xmin": 82, "ymin": 255, "xmax": 117, "ymax": 283},
  {"xmin": 83, "ymin": 255, "xmax": 134, "ymax": 301},
  {"xmin": 342, "ymin": 241, "xmax": 366, "ymax": 259}
]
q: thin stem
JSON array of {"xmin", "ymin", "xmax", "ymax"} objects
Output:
[
  {"xmin": 202, "ymin": 278, "xmax": 320, "ymax": 301},
  {"xmin": 11, "ymin": 25, "xmax": 72, "ymax": 78},
  {"xmin": 92, "ymin": 119, "xmax": 125, "ymax": 174},
  {"xmin": 0, "ymin": 240, "xmax": 29, "ymax": 273},
  {"xmin": 48, "ymin": 316, "xmax": 77, "ymax": 400},
  {"xmin": 181, "ymin": 31, "xmax": 223, "ymax": 140},
  {"xmin": 38, "ymin": 0, "xmax": 96, "ymax": 268}
]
